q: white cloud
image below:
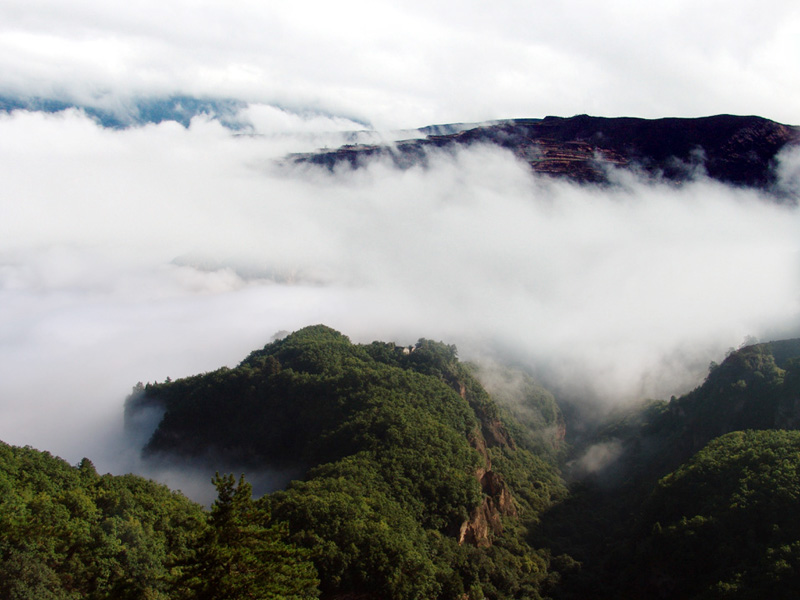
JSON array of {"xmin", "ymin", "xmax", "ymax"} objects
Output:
[
  {"xmin": 3, "ymin": 1, "xmax": 799, "ymax": 502},
  {"xmin": 570, "ymin": 439, "xmax": 624, "ymax": 477},
  {"xmin": 0, "ymin": 112, "xmax": 798, "ymax": 492},
  {"xmin": 0, "ymin": 0, "xmax": 798, "ymax": 127}
]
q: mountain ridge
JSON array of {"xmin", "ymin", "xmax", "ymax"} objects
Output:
[
  {"xmin": 289, "ymin": 113, "xmax": 800, "ymax": 191},
  {"xmin": 125, "ymin": 325, "xmax": 569, "ymax": 598},
  {"xmin": 7, "ymin": 328, "xmax": 800, "ymax": 598}
]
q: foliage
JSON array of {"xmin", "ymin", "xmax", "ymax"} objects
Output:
[
  {"xmin": 268, "ymin": 474, "xmax": 439, "ymax": 599},
  {"xmin": 0, "ymin": 442, "xmax": 205, "ymax": 600},
  {"xmin": 678, "ymin": 343, "xmax": 790, "ymax": 436},
  {"xmin": 128, "ymin": 325, "xmax": 569, "ymax": 599},
  {"xmin": 10, "ymin": 330, "xmax": 800, "ymax": 599},
  {"xmin": 181, "ymin": 473, "xmax": 318, "ymax": 600},
  {"xmin": 528, "ymin": 338, "xmax": 800, "ymax": 598},
  {"xmin": 468, "ymin": 362, "xmax": 565, "ymax": 461},
  {"xmin": 634, "ymin": 430, "xmax": 800, "ymax": 598}
]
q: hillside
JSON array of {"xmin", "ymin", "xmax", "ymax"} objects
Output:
[
  {"xmin": 633, "ymin": 430, "xmax": 800, "ymax": 597},
  {"xmin": 289, "ymin": 114, "xmax": 800, "ymax": 191},
  {"xmin": 574, "ymin": 337, "xmax": 800, "ymax": 483},
  {"xmin": 6, "ymin": 329, "xmax": 800, "ymax": 599},
  {"xmin": 127, "ymin": 329, "xmax": 800, "ymax": 598},
  {"xmin": 0, "ymin": 442, "xmax": 206, "ymax": 599},
  {"xmin": 534, "ymin": 338, "xmax": 800, "ymax": 598},
  {"xmin": 127, "ymin": 325, "xmax": 569, "ymax": 599}
]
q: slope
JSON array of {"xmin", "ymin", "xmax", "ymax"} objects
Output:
[
  {"xmin": 127, "ymin": 324, "xmax": 570, "ymax": 599},
  {"xmin": 534, "ymin": 338, "xmax": 800, "ymax": 598},
  {"xmin": 289, "ymin": 114, "xmax": 800, "ymax": 191}
]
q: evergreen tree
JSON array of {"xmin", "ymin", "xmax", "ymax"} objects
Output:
[{"xmin": 182, "ymin": 473, "xmax": 319, "ymax": 600}]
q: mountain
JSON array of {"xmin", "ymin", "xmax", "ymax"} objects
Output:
[
  {"xmin": 6, "ymin": 96, "xmax": 796, "ymax": 193},
  {"xmin": 0, "ymin": 94, "xmax": 246, "ymax": 129},
  {"xmin": 6, "ymin": 328, "xmax": 800, "ymax": 599},
  {"xmin": 533, "ymin": 338, "xmax": 800, "ymax": 598},
  {"xmin": 289, "ymin": 114, "xmax": 800, "ymax": 191},
  {"xmin": 126, "ymin": 325, "xmax": 569, "ymax": 599},
  {"xmin": 632, "ymin": 429, "xmax": 800, "ymax": 597},
  {"xmin": 126, "ymin": 328, "xmax": 800, "ymax": 599},
  {"xmin": 570, "ymin": 337, "xmax": 800, "ymax": 484}
]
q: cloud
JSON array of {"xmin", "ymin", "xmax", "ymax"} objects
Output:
[
  {"xmin": 0, "ymin": 111, "xmax": 798, "ymax": 499},
  {"xmin": 569, "ymin": 439, "xmax": 624, "ymax": 477},
  {"xmin": 775, "ymin": 143, "xmax": 800, "ymax": 201},
  {"xmin": 0, "ymin": 1, "xmax": 798, "ymax": 128}
]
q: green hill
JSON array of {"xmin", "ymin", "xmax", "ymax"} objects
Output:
[
  {"xmin": 7, "ymin": 328, "xmax": 800, "ymax": 599},
  {"xmin": 634, "ymin": 429, "xmax": 800, "ymax": 598},
  {"xmin": 127, "ymin": 325, "xmax": 569, "ymax": 599},
  {"xmin": 533, "ymin": 338, "xmax": 800, "ymax": 598}
]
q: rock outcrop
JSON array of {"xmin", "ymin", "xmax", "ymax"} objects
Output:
[{"xmin": 459, "ymin": 469, "xmax": 518, "ymax": 547}]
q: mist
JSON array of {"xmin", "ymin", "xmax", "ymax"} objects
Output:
[{"xmin": 1, "ymin": 109, "xmax": 799, "ymax": 496}]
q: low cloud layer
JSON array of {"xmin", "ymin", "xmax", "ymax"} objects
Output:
[{"xmin": 1, "ymin": 111, "xmax": 799, "ymax": 493}]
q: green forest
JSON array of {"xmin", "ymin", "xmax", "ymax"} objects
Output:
[{"xmin": 4, "ymin": 325, "xmax": 800, "ymax": 599}]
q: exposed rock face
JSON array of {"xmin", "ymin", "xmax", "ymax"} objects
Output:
[
  {"xmin": 459, "ymin": 469, "xmax": 518, "ymax": 547},
  {"xmin": 481, "ymin": 417, "xmax": 516, "ymax": 450},
  {"xmin": 555, "ymin": 420, "xmax": 567, "ymax": 446},
  {"xmin": 288, "ymin": 114, "xmax": 799, "ymax": 191},
  {"xmin": 448, "ymin": 374, "xmax": 517, "ymax": 451},
  {"xmin": 460, "ymin": 415, "xmax": 518, "ymax": 547},
  {"xmin": 433, "ymin": 370, "xmax": 524, "ymax": 547}
]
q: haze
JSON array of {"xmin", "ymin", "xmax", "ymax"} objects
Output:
[
  {"xmin": 1, "ymin": 1, "xmax": 799, "ymax": 494},
  {"xmin": 1, "ymin": 109, "xmax": 798, "ymax": 482}
]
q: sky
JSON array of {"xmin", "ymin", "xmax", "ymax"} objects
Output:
[
  {"xmin": 1, "ymin": 1, "xmax": 799, "ymax": 497},
  {"xmin": 1, "ymin": 0, "xmax": 799, "ymax": 127}
]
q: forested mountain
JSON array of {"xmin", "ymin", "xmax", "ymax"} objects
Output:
[
  {"xmin": 633, "ymin": 430, "xmax": 800, "ymax": 597},
  {"xmin": 5, "ymin": 327, "xmax": 800, "ymax": 598},
  {"xmin": 128, "ymin": 325, "xmax": 570, "ymax": 599},
  {"xmin": 536, "ymin": 338, "xmax": 800, "ymax": 598}
]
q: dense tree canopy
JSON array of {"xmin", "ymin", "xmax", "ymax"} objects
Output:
[
  {"xmin": 634, "ymin": 430, "xmax": 800, "ymax": 598},
  {"xmin": 128, "ymin": 325, "xmax": 569, "ymax": 599},
  {"xmin": 0, "ymin": 442, "xmax": 205, "ymax": 600},
  {"xmin": 181, "ymin": 473, "xmax": 318, "ymax": 600},
  {"xmin": 7, "ymin": 328, "xmax": 800, "ymax": 599}
]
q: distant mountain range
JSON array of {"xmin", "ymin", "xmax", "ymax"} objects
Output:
[
  {"xmin": 0, "ymin": 94, "xmax": 247, "ymax": 129},
  {"xmin": 4, "ymin": 95, "xmax": 797, "ymax": 193},
  {"xmin": 290, "ymin": 114, "xmax": 800, "ymax": 191}
]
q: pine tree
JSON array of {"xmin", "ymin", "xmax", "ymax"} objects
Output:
[{"xmin": 181, "ymin": 473, "xmax": 319, "ymax": 600}]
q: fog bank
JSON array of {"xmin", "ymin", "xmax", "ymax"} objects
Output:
[{"xmin": 1, "ymin": 110, "xmax": 798, "ymax": 494}]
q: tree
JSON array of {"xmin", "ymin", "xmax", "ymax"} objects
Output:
[{"xmin": 181, "ymin": 473, "xmax": 319, "ymax": 600}]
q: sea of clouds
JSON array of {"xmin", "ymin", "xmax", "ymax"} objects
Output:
[{"xmin": 1, "ymin": 107, "xmax": 798, "ymax": 499}]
